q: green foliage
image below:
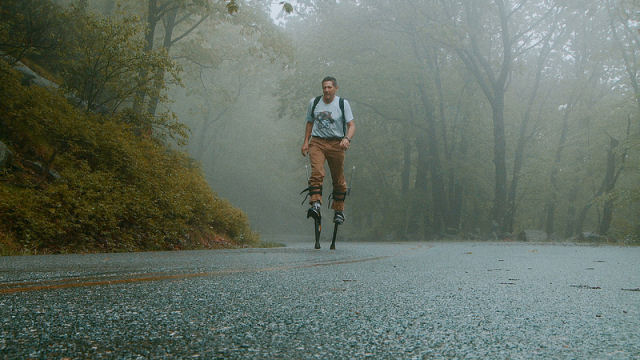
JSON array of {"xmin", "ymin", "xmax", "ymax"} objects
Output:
[
  {"xmin": 0, "ymin": 0, "xmax": 65, "ymax": 62},
  {"xmin": 1, "ymin": 0, "xmax": 187, "ymax": 144},
  {"xmin": 226, "ymin": 0, "xmax": 239, "ymax": 14},
  {"xmin": 60, "ymin": 8, "xmax": 179, "ymax": 114},
  {"xmin": 0, "ymin": 60, "xmax": 258, "ymax": 254},
  {"xmin": 282, "ymin": 2, "xmax": 294, "ymax": 14}
]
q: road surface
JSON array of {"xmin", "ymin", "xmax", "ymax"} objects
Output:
[{"xmin": 1, "ymin": 240, "xmax": 639, "ymax": 358}]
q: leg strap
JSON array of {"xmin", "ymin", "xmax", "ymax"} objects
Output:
[
  {"xmin": 332, "ymin": 191, "xmax": 347, "ymax": 202},
  {"xmin": 328, "ymin": 190, "xmax": 347, "ymax": 208},
  {"xmin": 300, "ymin": 185, "xmax": 322, "ymax": 204}
]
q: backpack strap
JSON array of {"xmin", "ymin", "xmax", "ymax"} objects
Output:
[
  {"xmin": 310, "ymin": 96, "xmax": 322, "ymax": 118},
  {"xmin": 339, "ymin": 97, "xmax": 346, "ymax": 137}
]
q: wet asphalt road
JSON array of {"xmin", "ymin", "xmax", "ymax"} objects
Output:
[{"xmin": 1, "ymin": 240, "xmax": 639, "ymax": 359}]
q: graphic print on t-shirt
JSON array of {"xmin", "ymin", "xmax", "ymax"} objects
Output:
[{"xmin": 315, "ymin": 111, "xmax": 335, "ymax": 131}]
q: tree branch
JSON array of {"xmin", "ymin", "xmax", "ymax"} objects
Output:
[{"xmin": 171, "ymin": 14, "xmax": 210, "ymax": 46}]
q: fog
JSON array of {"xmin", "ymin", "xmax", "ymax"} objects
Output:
[{"xmin": 131, "ymin": 0, "xmax": 640, "ymax": 242}]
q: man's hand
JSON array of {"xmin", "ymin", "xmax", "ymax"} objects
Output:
[
  {"xmin": 302, "ymin": 122, "xmax": 313, "ymax": 156},
  {"xmin": 340, "ymin": 138, "xmax": 351, "ymax": 150},
  {"xmin": 341, "ymin": 121, "xmax": 355, "ymax": 150}
]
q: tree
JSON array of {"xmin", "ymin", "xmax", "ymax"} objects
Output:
[
  {"xmin": 267, "ymin": 0, "xmax": 640, "ymax": 240},
  {"xmin": 439, "ymin": 0, "xmax": 559, "ymax": 235},
  {"xmin": 0, "ymin": 0, "xmax": 65, "ymax": 64},
  {"xmin": 126, "ymin": 0, "xmax": 291, "ymax": 117},
  {"xmin": 608, "ymin": 0, "xmax": 640, "ymax": 117},
  {"xmin": 61, "ymin": 10, "xmax": 178, "ymax": 116}
]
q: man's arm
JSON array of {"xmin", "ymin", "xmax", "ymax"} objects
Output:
[
  {"xmin": 340, "ymin": 120, "xmax": 355, "ymax": 150},
  {"xmin": 301, "ymin": 121, "xmax": 313, "ymax": 156}
]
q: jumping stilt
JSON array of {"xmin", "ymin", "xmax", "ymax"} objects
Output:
[
  {"xmin": 305, "ymin": 204, "xmax": 322, "ymax": 249},
  {"xmin": 314, "ymin": 217, "xmax": 322, "ymax": 249},
  {"xmin": 330, "ymin": 222, "xmax": 339, "ymax": 250}
]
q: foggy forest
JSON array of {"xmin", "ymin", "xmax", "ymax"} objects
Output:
[{"xmin": 1, "ymin": 0, "xmax": 639, "ymax": 253}]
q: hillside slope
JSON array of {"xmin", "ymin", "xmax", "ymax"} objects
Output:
[{"xmin": 0, "ymin": 60, "xmax": 258, "ymax": 255}]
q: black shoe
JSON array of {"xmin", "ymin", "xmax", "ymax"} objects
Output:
[
  {"xmin": 333, "ymin": 211, "xmax": 345, "ymax": 224},
  {"xmin": 307, "ymin": 201, "xmax": 321, "ymax": 220}
]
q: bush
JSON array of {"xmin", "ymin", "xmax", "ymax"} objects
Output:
[{"xmin": 0, "ymin": 60, "xmax": 257, "ymax": 254}]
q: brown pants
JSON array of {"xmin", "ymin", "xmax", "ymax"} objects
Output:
[{"xmin": 308, "ymin": 137, "xmax": 347, "ymax": 211}]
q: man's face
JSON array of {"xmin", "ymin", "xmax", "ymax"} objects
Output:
[{"xmin": 322, "ymin": 80, "xmax": 337, "ymax": 101}]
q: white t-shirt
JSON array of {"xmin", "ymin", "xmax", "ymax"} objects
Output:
[{"xmin": 305, "ymin": 96, "xmax": 354, "ymax": 138}]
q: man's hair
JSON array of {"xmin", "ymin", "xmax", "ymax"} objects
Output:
[{"xmin": 322, "ymin": 76, "xmax": 337, "ymax": 87}]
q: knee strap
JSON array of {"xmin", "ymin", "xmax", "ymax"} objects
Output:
[
  {"xmin": 332, "ymin": 191, "xmax": 347, "ymax": 202},
  {"xmin": 328, "ymin": 190, "xmax": 347, "ymax": 208},
  {"xmin": 300, "ymin": 185, "xmax": 322, "ymax": 204}
]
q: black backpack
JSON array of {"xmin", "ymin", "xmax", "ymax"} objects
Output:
[{"xmin": 311, "ymin": 96, "xmax": 347, "ymax": 136}]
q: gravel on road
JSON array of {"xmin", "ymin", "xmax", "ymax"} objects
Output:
[{"xmin": 1, "ymin": 241, "xmax": 638, "ymax": 359}]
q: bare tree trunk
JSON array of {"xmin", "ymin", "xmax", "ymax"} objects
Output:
[
  {"xmin": 576, "ymin": 134, "xmax": 627, "ymax": 236},
  {"xmin": 402, "ymin": 141, "xmax": 411, "ymax": 195},
  {"xmin": 433, "ymin": 49, "xmax": 465, "ymax": 234},
  {"xmin": 575, "ymin": 202, "xmax": 592, "ymax": 236},
  {"xmin": 506, "ymin": 36, "xmax": 554, "ymax": 233},
  {"xmin": 455, "ymin": 0, "xmax": 514, "ymax": 235},
  {"xmin": 410, "ymin": 34, "xmax": 448, "ymax": 236},
  {"xmin": 597, "ymin": 134, "xmax": 626, "ymax": 235},
  {"xmin": 133, "ymin": 0, "xmax": 160, "ymax": 121},
  {"xmin": 136, "ymin": 0, "xmax": 211, "ymax": 121},
  {"xmin": 450, "ymin": 111, "xmax": 471, "ymax": 232},
  {"xmin": 414, "ymin": 135, "xmax": 431, "ymax": 237},
  {"xmin": 146, "ymin": 6, "xmax": 178, "ymax": 117},
  {"xmin": 416, "ymin": 80, "xmax": 448, "ymax": 236},
  {"xmin": 599, "ymin": 198, "xmax": 615, "ymax": 235},
  {"xmin": 564, "ymin": 181, "xmax": 580, "ymax": 238},
  {"xmin": 490, "ymin": 94, "xmax": 508, "ymax": 235},
  {"xmin": 544, "ymin": 106, "xmax": 570, "ymax": 236},
  {"xmin": 608, "ymin": 2, "xmax": 640, "ymax": 118},
  {"xmin": 400, "ymin": 140, "xmax": 412, "ymax": 238}
]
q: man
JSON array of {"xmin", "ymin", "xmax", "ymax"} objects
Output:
[{"xmin": 301, "ymin": 76, "xmax": 356, "ymax": 224}]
